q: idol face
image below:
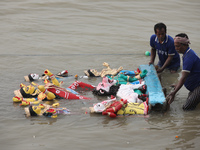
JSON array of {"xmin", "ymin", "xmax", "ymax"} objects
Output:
[
  {"xmin": 93, "ymin": 103, "xmax": 106, "ymax": 113},
  {"xmin": 30, "ymin": 74, "xmax": 40, "ymax": 80},
  {"xmin": 32, "ymin": 106, "xmax": 41, "ymax": 115},
  {"xmin": 23, "ymin": 85, "xmax": 35, "ymax": 95}
]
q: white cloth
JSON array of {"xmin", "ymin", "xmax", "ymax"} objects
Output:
[{"xmin": 117, "ymin": 84, "xmax": 144, "ymax": 103}]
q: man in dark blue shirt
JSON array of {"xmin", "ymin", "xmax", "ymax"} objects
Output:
[
  {"xmin": 167, "ymin": 33, "xmax": 200, "ymax": 110},
  {"xmin": 149, "ymin": 23, "xmax": 180, "ymax": 73}
]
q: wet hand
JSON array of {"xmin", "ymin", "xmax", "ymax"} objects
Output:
[
  {"xmin": 156, "ymin": 68, "xmax": 164, "ymax": 73},
  {"xmin": 166, "ymin": 92, "xmax": 175, "ymax": 104},
  {"xmin": 148, "ymin": 61, "xmax": 153, "ymax": 66}
]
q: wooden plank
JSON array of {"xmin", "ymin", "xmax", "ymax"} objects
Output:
[{"xmin": 139, "ymin": 64, "xmax": 166, "ymax": 107}]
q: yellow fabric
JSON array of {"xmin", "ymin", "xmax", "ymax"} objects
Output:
[
  {"xmin": 37, "ymin": 85, "xmax": 55, "ymax": 100},
  {"xmin": 51, "ymin": 114, "xmax": 58, "ymax": 118},
  {"xmin": 20, "ymin": 83, "xmax": 26, "ymax": 88},
  {"xmin": 44, "ymin": 79, "xmax": 50, "ymax": 84},
  {"xmin": 13, "ymin": 96, "xmax": 22, "ymax": 102},
  {"xmin": 52, "ymin": 103, "xmax": 60, "ymax": 108},
  {"xmin": 46, "ymin": 92, "xmax": 56, "ymax": 100},
  {"xmin": 20, "ymin": 101, "xmax": 30, "ymax": 106},
  {"xmin": 44, "ymin": 69, "xmax": 53, "ymax": 76},
  {"xmin": 24, "ymin": 98, "xmax": 36, "ymax": 102},
  {"xmin": 37, "ymin": 92, "xmax": 47, "ymax": 100},
  {"xmin": 38, "ymin": 104, "xmax": 45, "ymax": 109},
  {"xmin": 51, "ymin": 76, "xmax": 60, "ymax": 87},
  {"xmin": 20, "ymin": 100, "xmax": 40, "ymax": 106},
  {"xmin": 38, "ymin": 85, "xmax": 45, "ymax": 92},
  {"xmin": 44, "ymin": 69, "xmax": 60, "ymax": 86},
  {"xmin": 117, "ymin": 102, "xmax": 145, "ymax": 115}
]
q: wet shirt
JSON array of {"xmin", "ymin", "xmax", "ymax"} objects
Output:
[
  {"xmin": 182, "ymin": 48, "xmax": 200, "ymax": 91},
  {"xmin": 150, "ymin": 34, "xmax": 180, "ymax": 69}
]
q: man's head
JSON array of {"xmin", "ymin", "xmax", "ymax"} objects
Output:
[
  {"xmin": 154, "ymin": 23, "xmax": 167, "ymax": 42},
  {"xmin": 174, "ymin": 33, "xmax": 190, "ymax": 54}
]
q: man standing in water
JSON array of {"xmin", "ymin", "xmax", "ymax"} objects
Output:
[
  {"xmin": 149, "ymin": 23, "xmax": 180, "ymax": 73},
  {"xmin": 167, "ymin": 33, "xmax": 200, "ymax": 110}
]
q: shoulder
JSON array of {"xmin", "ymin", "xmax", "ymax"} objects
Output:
[
  {"xmin": 166, "ymin": 35, "xmax": 174, "ymax": 43},
  {"xmin": 150, "ymin": 34, "xmax": 157, "ymax": 44},
  {"xmin": 184, "ymin": 49, "xmax": 197, "ymax": 62},
  {"xmin": 167, "ymin": 35, "xmax": 174, "ymax": 39},
  {"xmin": 189, "ymin": 49, "xmax": 197, "ymax": 55},
  {"xmin": 187, "ymin": 49, "xmax": 199, "ymax": 58},
  {"xmin": 187, "ymin": 48, "xmax": 195, "ymax": 55},
  {"xmin": 150, "ymin": 34, "xmax": 157, "ymax": 47},
  {"xmin": 150, "ymin": 34, "xmax": 156, "ymax": 40}
]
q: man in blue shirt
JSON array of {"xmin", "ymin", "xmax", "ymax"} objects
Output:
[
  {"xmin": 167, "ymin": 33, "xmax": 200, "ymax": 110},
  {"xmin": 149, "ymin": 23, "xmax": 180, "ymax": 73}
]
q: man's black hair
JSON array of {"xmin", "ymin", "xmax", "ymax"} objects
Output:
[
  {"xmin": 175, "ymin": 33, "xmax": 189, "ymax": 39},
  {"xmin": 154, "ymin": 22, "xmax": 167, "ymax": 33}
]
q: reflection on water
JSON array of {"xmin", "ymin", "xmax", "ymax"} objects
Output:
[
  {"xmin": 159, "ymin": 69, "xmax": 181, "ymax": 94},
  {"xmin": 173, "ymin": 115, "xmax": 200, "ymax": 149},
  {"xmin": 146, "ymin": 109, "xmax": 200, "ymax": 149},
  {"xmin": 29, "ymin": 117, "xmax": 58, "ymax": 125}
]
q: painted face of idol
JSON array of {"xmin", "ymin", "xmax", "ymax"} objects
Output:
[{"xmin": 29, "ymin": 74, "xmax": 40, "ymax": 80}]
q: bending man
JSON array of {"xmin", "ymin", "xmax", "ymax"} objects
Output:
[
  {"xmin": 167, "ymin": 33, "xmax": 200, "ymax": 110},
  {"xmin": 149, "ymin": 22, "xmax": 180, "ymax": 73}
]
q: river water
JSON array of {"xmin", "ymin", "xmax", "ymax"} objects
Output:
[{"xmin": 0, "ymin": 0, "xmax": 200, "ymax": 150}]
